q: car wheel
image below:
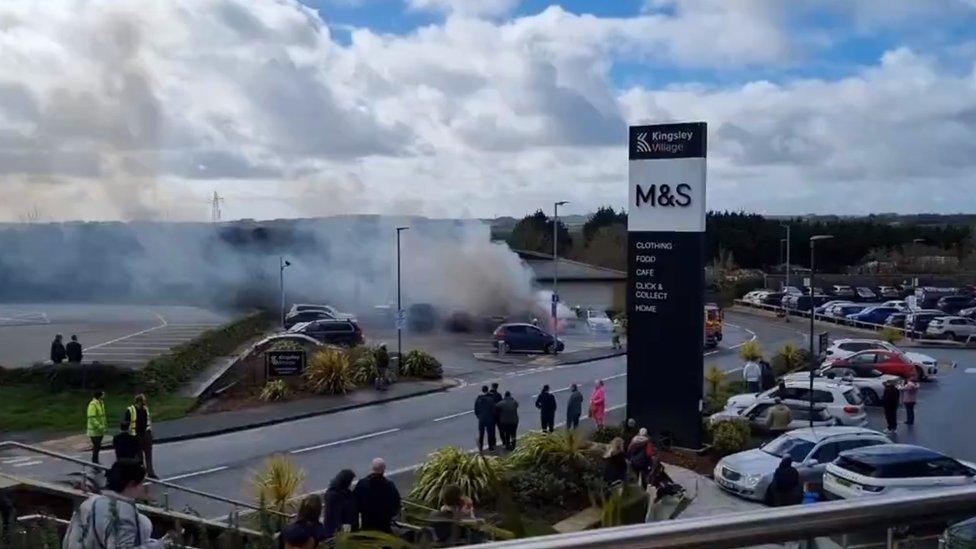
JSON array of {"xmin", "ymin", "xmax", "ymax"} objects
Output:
[
  {"xmin": 946, "ymin": 332, "xmax": 958, "ymax": 342},
  {"xmin": 914, "ymin": 365, "xmax": 926, "ymax": 381},
  {"xmin": 544, "ymin": 343, "xmax": 553, "ymax": 355},
  {"xmin": 862, "ymin": 388, "xmax": 880, "ymax": 406},
  {"xmin": 497, "ymin": 342, "xmax": 509, "ymax": 355}
]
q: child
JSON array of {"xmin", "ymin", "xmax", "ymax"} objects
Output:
[{"xmin": 802, "ymin": 481, "xmax": 822, "ymax": 504}]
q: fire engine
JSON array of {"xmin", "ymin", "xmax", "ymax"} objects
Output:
[{"xmin": 704, "ymin": 303, "xmax": 724, "ymax": 349}]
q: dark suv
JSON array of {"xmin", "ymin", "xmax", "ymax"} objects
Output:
[
  {"xmin": 291, "ymin": 319, "xmax": 363, "ymax": 346},
  {"xmin": 284, "ymin": 309, "xmax": 336, "ymax": 329}
]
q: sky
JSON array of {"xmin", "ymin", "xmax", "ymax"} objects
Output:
[{"xmin": 1, "ymin": 0, "xmax": 975, "ymax": 222}]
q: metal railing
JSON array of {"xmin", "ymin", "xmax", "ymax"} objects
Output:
[
  {"xmin": 0, "ymin": 440, "xmax": 290, "ymax": 522},
  {"xmin": 473, "ymin": 485, "xmax": 976, "ymax": 548}
]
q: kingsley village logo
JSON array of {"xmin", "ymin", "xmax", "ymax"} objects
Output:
[{"xmin": 634, "ymin": 130, "xmax": 694, "ymax": 154}]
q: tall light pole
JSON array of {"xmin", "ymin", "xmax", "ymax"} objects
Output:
[
  {"xmin": 279, "ymin": 256, "xmax": 291, "ymax": 329},
  {"xmin": 808, "ymin": 234, "xmax": 833, "ymax": 427},
  {"xmin": 553, "ymin": 201, "xmax": 569, "ymax": 353},
  {"xmin": 912, "ymin": 238, "xmax": 926, "ymax": 275},
  {"xmin": 396, "ymin": 226, "xmax": 409, "ymax": 364},
  {"xmin": 781, "ymin": 224, "xmax": 791, "ymax": 290}
]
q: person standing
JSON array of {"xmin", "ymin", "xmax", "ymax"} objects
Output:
[
  {"xmin": 589, "ymin": 380, "xmax": 606, "ymax": 428},
  {"xmin": 566, "ymin": 384, "xmax": 583, "ymax": 430},
  {"xmin": 901, "ymin": 376, "xmax": 919, "ymax": 426},
  {"xmin": 603, "ymin": 437, "xmax": 628, "ymax": 487},
  {"xmin": 113, "ymin": 423, "xmax": 140, "ymax": 462},
  {"xmin": 769, "ymin": 457, "xmax": 802, "ymax": 506},
  {"xmin": 86, "ymin": 390, "xmax": 107, "ymax": 464},
  {"xmin": 50, "ymin": 334, "xmax": 66, "ymax": 365},
  {"xmin": 488, "ymin": 382, "xmax": 502, "ymax": 442},
  {"xmin": 323, "ymin": 469, "xmax": 358, "ymax": 539},
  {"xmin": 626, "ymin": 428, "xmax": 655, "ymax": 488},
  {"xmin": 280, "ymin": 495, "xmax": 326, "ymax": 549},
  {"xmin": 742, "ymin": 359, "xmax": 762, "ymax": 393},
  {"xmin": 353, "ymin": 458, "xmax": 401, "ymax": 534},
  {"xmin": 535, "ymin": 385, "xmax": 557, "ymax": 433},
  {"xmin": 766, "ymin": 398, "xmax": 793, "ymax": 434},
  {"xmin": 63, "ymin": 461, "xmax": 163, "ymax": 548},
  {"xmin": 66, "ymin": 335, "xmax": 83, "ymax": 364},
  {"xmin": 495, "ymin": 392, "xmax": 520, "ymax": 450},
  {"xmin": 123, "ymin": 394, "xmax": 157, "ymax": 478},
  {"xmin": 611, "ymin": 319, "xmax": 622, "ymax": 350},
  {"xmin": 882, "ymin": 380, "xmax": 900, "ymax": 433},
  {"xmin": 759, "ymin": 359, "xmax": 775, "ymax": 391},
  {"xmin": 474, "ymin": 386, "xmax": 497, "ymax": 452},
  {"xmin": 374, "ymin": 344, "xmax": 390, "ymax": 391}
]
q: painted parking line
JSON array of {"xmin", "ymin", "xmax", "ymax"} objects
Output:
[
  {"xmin": 162, "ymin": 466, "xmax": 229, "ymax": 482},
  {"xmin": 434, "ymin": 410, "xmax": 473, "ymax": 422},
  {"xmin": 289, "ymin": 428, "xmax": 401, "ymax": 455},
  {"xmin": 84, "ymin": 313, "xmax": 168, "ymax": 351},
  {"xmin": 12, "ymin": 460, "xmax": 43, "ymax": 467},
  {"xmin": 966, "ymin": 368, "xmax": 976, "ymax": 374}
]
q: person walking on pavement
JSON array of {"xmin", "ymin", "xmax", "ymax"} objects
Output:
[
  {"xmin": 589, "ymin": 380, "xmax": 606, "ymax": 428},
  {"xmin": 323, "ymin": 469, "xmax": 358, "ymax": 539},
  {"xmin": 122, "ymin": 394, "xmax": 157, "ymax": 478},
  {"xmin": 86, "ymin": 390, "xmax": 107, "ymax": 464},
  {"xmin": 566, "ymin": 383, "xmax": 583, "ymax": 429},
  {"xmin": 374, "ymin": 343, "xmax": 390, "ymax": 391},
  {"xmin": 742, "ymin": 358, "xmax": 762, "ymax": 393},
  {"xmin": 66, "ymin": 334, "xmax": 83, "ymax": 364},
  {"xmin": 769, "ymin": 457, "xmax": 802, "ymax": 506},
  {"xmin": 353, "ymin": 458, "xmax": 401, "ymax": 534},
  {"xmin": 50, "ymin": 334, "xmax": 66, "ymax": 364},
  {"xmin": 535, "ymin": 385, "xmax": 557, "ymax": 433},
  {"xmin": 901, "ymin": 376, "xmax": 919, "ymax": 426},
  {"xmin": 474, "ymin": 386, "xmax": 497, "ymax": 452},
  {"xmin": 488, "ymin": 382, "xmax": 502, "ymax": 442},
  {"xmin": 495, "ymin": 392, "xmax": 520, "ymax": 450},
  {"xmin": 766, "ymin": 398, "xmax": 793, "ymax": 434},
  {"xmin": 882, "ymin": 380, "xmax": 900, "ymax": 433}
]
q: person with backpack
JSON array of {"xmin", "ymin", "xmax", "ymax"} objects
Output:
[{"xmin": 626, "ymin": 428, "xmax": 656, "ymax": 488}]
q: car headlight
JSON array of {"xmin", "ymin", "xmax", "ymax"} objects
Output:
[{"xmin": 746, "ymin": 475, "xmax": 762, "ymax": 487}]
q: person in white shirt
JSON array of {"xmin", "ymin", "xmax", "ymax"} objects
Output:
[{"xmin": 742, "ymin": 360, "xmax": 762, "ymax": 393}]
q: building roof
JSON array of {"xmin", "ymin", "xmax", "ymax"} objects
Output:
[{"xmin": 513, "ymin": 249, "xmax": 626, "ymax": 282}]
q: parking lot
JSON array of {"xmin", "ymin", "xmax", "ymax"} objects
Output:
[{"xmin": 0, "ymin": 303, "xmax": 227, "ymax": 369}]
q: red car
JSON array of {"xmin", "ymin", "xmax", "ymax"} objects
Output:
[{"xmin": 829, "ymin": 350, "xmax": 916, "ymax": 379}]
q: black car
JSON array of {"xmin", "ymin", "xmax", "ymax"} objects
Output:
[
  {"xmin": 905, "ymin": 310, "xmax": 945, "ymax": 337},
  {"xmin": 761, "ymin": 292, "xmax": 786, "ymax": 306},
  {"xmin": 884, "ymin": 312, "xmax": 907, "ymax": 328},
  {"xmin": 876, "ymin": 286, "xmax": 901, "ymax": 299},
  {"xmin": 937, "ymin": 295, "xmax": 976, "ymax": 315},
  {"xmin": 291, "ymin": 319, "xmax": 363, "ymax": 346},
  {"xmin": 492, "ymin": 323, "xmax": 564, "ymax": 354},
  {"xmin": 408, "ymin": 303, "xmax": 438, "ymax": 332},
  {"xmin": 284, "ymin": 309, "xmax": 336, "ymax": 329}
]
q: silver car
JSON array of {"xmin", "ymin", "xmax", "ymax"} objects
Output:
[{"xmin": 713, "ymin": 426, "xmax": 890, "ymax": 504}]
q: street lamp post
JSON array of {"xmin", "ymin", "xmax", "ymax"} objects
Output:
[
  {"xmin": 781, "ymin": 224, "xmax": 791, "ymax": 289},
  {"xmin": 552, "ymin": 201, "xmax": 568, "ymax": 354},
  {"xmin": 279, "ymin": 256, "xmax": 291, "ymax": 329},
  {"xmin": 912, "ymin": 238, "xmax": 926, "ymax": 274},
  {"xmin": 396, "ymin": 226, "xmax": 409, "ymax": 365},
  {"xmin": 808, "ymin": 234, "xmax": 833, "ymax": 427}
]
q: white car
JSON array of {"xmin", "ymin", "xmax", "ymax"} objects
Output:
[
  {"xmin": 581, "ymin": 309, "xmax": 614, "ymax": 332},
  {"xmin": 742, "ymin": 290, "xmax": 765, "ymax": 304},
  {"xmin": 724, "ymin": 380, "xmax": 868, "ymax": 427},
  {"xmin": 925, "ymin": 316, "xmax": 976, "ymax": 342},
  {"xmin": 825, "ymin": 444, "xmax": 976, "ymax": 499},
  {"xmin": 822, "ymin": 338, "xmax": 939, "ymax": 379},
  {"xmin": 879, "ymin": 300, "xmax": 908, "ymax": 311},
  {"xmin": 782, "ymin": 364, "xmax": 899, "ymax": 406}
]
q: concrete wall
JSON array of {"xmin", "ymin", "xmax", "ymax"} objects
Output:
[{"xmin": 555, "ymin": 280, "xmax": 626, "ymax": 312}]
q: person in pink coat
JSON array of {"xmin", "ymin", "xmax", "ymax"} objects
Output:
[{"xmin": 589, "ymin": 380, "xmax": 606, "ymax": 427}]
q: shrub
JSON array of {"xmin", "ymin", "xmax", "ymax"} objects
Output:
[
  {"xmin": 259, "ymin": 379, "xmax": 290, "ymax": 402},
  {"xmin": 410, "ymin": 446, "xmax": 506, "ymax": 506},
  {"xmin": 880, "ymin": 327, "xmax": 903, "ymax": 344},
  {"xmin": 506, "ymin": 468, "xmax": 581, "ymax": 510},
  {"xmin": 708, "ymin": 419, "xmax": 751, "ymax": 456},
  {"xmin": 738, "ymin": 339, "xmax": 763, "ymax": 362},
  {"xmin": 508, "ymin": 430, "xmax": 593, "ymax": 473},
  {"xmin": 348, "ymin": 345, "xmax": 379, "ymax": 385},
  {"xmin": 251, "ymin": 454, "xmax": 305, "ymax": 514},
  {"xmin": 771, "ymin": 342, "xmax": 805, "ymax": 376},
  {"xmin": 399, "ymin": 350, "xmax": 443, "ymax": 379},
  {"xmin": 138, "ymin": 311, "xmax": 272, "ymax": 394},
  {"xmin": 705, "ymin": 364, "xmax": 725, "ymax": 398},
  {"xmin": 0, "ymin": 363, "xmax": 136, "ymax": 392},
  {"xmin": 303, "ymin": 347, "xmax": 354, "ymax": 395},
  {"xmin": 590, "ymin": 424, "xmax": 626, "ymax": 444}
]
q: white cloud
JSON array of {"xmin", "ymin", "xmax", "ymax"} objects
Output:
[{"xmin": 405, "ymin": 0, "xmax": 522, "ymax": 18}]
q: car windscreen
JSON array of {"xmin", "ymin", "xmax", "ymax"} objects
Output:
[
  {"xmin": 762, "ymin": 436, "xmax": 815, "ymax": 462},
  {"xmin": 843, "ymin": 389, "xmax": 863, "ymax": 405}
]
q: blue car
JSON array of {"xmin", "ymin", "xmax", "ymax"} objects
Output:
[
  {"xmin": 492, "ymin": 323, "xmax": 565, "ymax": 354},
  {"xmin": 846, "ymin": 306, "xmax": 901, "ymax": 325}
]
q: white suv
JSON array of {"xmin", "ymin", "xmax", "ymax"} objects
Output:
[
  {"xmin": 925, "ymin": 316, "xmax": 976, "ymax": 342},
  {"xmin": 724, "ymin": 380, "xmax": 867, "ymax": 426},
  {"xmin": 825, "ymin": 444, "xmax": 976, "ymax": 499},
  {"xmin": 823, "ymin": 338, "xmax": 939, "ymax": 379}
]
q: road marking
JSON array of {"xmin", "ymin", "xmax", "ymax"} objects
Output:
[
  {"xmin": 162, "ymin": 466, "xmax": 229, "ymax": 482},
  {"xmin": 12, "ymin": 460, "xmax": 43, "ymax": 467},
  {"xmin": 2, "ymin": 457, "xmax": 34, "ymax": 465},
  {"xmin": 434, "ymin": 410, "xmax": 473, "ymax": 422},
  {"xmin": 289, "ymin": 428, "xmax": 401, "ymax": 455},
  {"xmin": 966, "ymin": 368, "xmax": 976, "ymax": 374},
  {"xmin": 84, "ymin": 312, "xmax": 168, "ymax": 352}
]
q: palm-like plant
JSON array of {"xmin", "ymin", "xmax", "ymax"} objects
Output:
[
  {"xmin": 348, "ymin": 345, "xmax": 379, "ymax": 385},
  {"xmin": 738, "ymin": 339, "xmax": 763, "ymax": 362},
  {"xmin": 772, "ymin": 342, "xmax": 805, "ymax": 376},
  {"xmin": 507, "ymin": 430, "xmax": 592, "ymax": 472},
  {"xmin": 259, "ymin": 379, "xmax": 290, "ymax": 402},
  {"xmin": 409, "ymin": 446, "xmax": 506, "ymax": 506},
  {"xmin": 303, "ymin": 347, "xmax": 354, "ymax": 394},
  {"xmin": 251, "ymin": 454, "xmax": 305, "ymax": 514},
  {"xmin": 705, "ymin": 364, "xmax": 725, "ymax": 398},
  {"xmin": 400, "ymin": 350, "xmax": 443, "ymax": 379}
]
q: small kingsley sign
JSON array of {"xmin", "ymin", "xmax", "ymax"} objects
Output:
[{"xmin": 266, "ymin": 350, "xmax": 306, "ymax": 377}]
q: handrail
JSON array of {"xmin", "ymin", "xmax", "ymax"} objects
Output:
[
  {"xmin": 471, "ymin": 485, "xmax": 976, "ymax": 548},
  {"xmin": 0, "ymin": 440, "xmax": 289, "ymax": 519}
]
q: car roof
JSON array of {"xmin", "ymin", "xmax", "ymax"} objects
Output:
[
  {"xmin": 782, "ymin": 379, "xmax": 850, "ymax": 390},
  {"xmin": 839, "ymin": 444, "xmax": 944, "ymax": 463},
  {"xmin": 784, "ymin": 426, "xmax": 885, "ymax": 443},
  {"xmin": 833, "ymin": 338, "xmax": 888, "ymax": 345}
]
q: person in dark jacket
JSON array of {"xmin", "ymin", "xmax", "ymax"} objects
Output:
[
  {"xmin": 769, "ymin": 457, "xmax": 801, "ymax": 506},
  {"xmin": 354, "ymin": 458, "xmax": 401, "ymax": 533},
  {"xmin": 488, "ymin": 383, "xmax": 502, "ymax": 441},
  {"xmin": 566, "ymin": 384, "xmax": 583, "ymax": 429},
  {"xmin": 603, "ymin": 437, "xmax": 628, "ymax": 487},
  {"xmin": 112, "ymin": 423, "xmax": 140, "ymax": 462},
  {"xmin": 535, "ymin": 385, "xmax": 557, "ymax": 433},
  {"xmin": 474, "ymin": 386, "xmax": 497, "ymax": 452},
  {"xmin": 759, "ymin": 359, "xmax": 775, "ymax": 390},
  {"xmin": 66, "ymin": 334, "xmax": 83, "ymax": 364},
  {"xmin": 374, "ymin": 344, "xmax": 390, "ymax": 391},
  {"xmin": 323, "ymin": 469, "xmax": 358, "ymax": 538},
  {"xmin": 280, "ymin": 495, "xmax": 326, "ymax": 548},
  {"xmin": 50, "ymin": 334, "xmax": 66, "ymax": 364},
  {"xmin": 882, "ymin": 380, "xmax": 900, "ymax": 432},
  {"xmin": 495, "ymin": 392, "xmax": 519, "ymax": 450}
]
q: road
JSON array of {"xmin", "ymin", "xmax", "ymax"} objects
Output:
[{"xmin": 2, "ymin": 311, "xmax": 973, "ymax": 519}]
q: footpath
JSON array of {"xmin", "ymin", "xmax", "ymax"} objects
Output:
[{"xmin": 474, "ymin": 344, "xmax": 626, "ymax": 366}]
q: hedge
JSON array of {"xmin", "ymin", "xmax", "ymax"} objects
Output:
[{"xmin": 136, "ymin": 311, "xmax": 273, "ymax": 394}]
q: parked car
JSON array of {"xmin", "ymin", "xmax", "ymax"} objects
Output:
[
  {"xmin": 815, "ymin": 300, "xmax": 854, "ymax": 315},
  {"xmin": 284, "ymin": 309, "xmax": 336, "ymax": 329},
  {"xmin": 876, "ymin": 286, "xmax": 901, "ymax": 299},
  {"xmin": 715, "ymin": 427, "xmax": 891, "ymax": 503},
  {"xmin": 831, "ymin": 285, "xmax": 855, "ymax": 298},
  {"xmin": 742, "ymin": 290, "xmax": 769, "ymax": 304},
  {"xmin": 937, "ymin": 295, "xmax": 976, "ymax": 315},
  {"xmin": 925, "ymin": 316, "xmax": 976, "ymax": 342},
  {"xmin": 761, "ymin": 292, "xmax": 786, "ymax": 306},
  {"xmin": 581, "ymin": 309, "xmax": 613, "ymax": 332},
  {"xmin": 289, "ymin": 318, "xmax": 364, "ymax": 346},
  {"xmin": 407, "ymin": 303, "xmax": 438, "ymax": 332},
  {"xmin": 827, "ymin": 304, "xmax": 867, "ymax": 319},
  {"xmin": 884, "ymin": 313, "xmax": 907, "ymax": 328},
  {"xmin": 879, "ymin": 300, "xmax": 908, "ymax": 311},
  {"xmin": 824, "ymin": 444, "xmax": 976, "ymax": 499},
  {"xmin": 783, "ymin": 365, "xmax": 899, "ymax": 406},
  {"xmin": 709, "ymin": 399, "xmax": 837, "ymax": 435},
  {"xmin": 492, "ymin": 323, "xmax": 564, "ymax": 354},
  {"xmin": 288, "ymin": 303, "xmax": 342, "ymax": 317},
  {"xmin": 855, "ymin": 287, "xmax": 878, "ymax": 301},
  {"xmin": 782, "ymin": 294, "xmax": 828, "ymax": 311},
  {"xmin": 958, "ymin": 306, "xmax": 976, "ymax": 320},
  {"xmin": 723, "ymin": 380, "xmax": 867, "ymax": 427},
  {"xmin": 822, "ymin": 338, "xmax": 939, "ymax": 380},
  {"xmin": 827, "ymin": 350, "xmax": 925, "ymax": 380},
  {"xmin": 846, "ymin": 306, "xmax": 902, "ymax": 325},
  {"xmin": 783, "ymin": 286, "xmax": 803, "ymax": 296},
  {"xmin": 905, "ymin": 309, "xmax": 949, "ymax": 337},
  {"xmin": 915, "ymin": 287, "xmax": 961, "ymax": 309}
]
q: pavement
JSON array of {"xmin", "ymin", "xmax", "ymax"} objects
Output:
[{"xmin": 0, "ymin": 303, "xmax": 227, "ymax": 368}]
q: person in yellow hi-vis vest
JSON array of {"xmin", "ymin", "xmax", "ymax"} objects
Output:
[
  {"xmin": 86, "ymin": 391, "xmax": 106, "ymax": 464},
  {"xmin": 122, "ymin": 394, "xmax": 157, "ymax": 478}
]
